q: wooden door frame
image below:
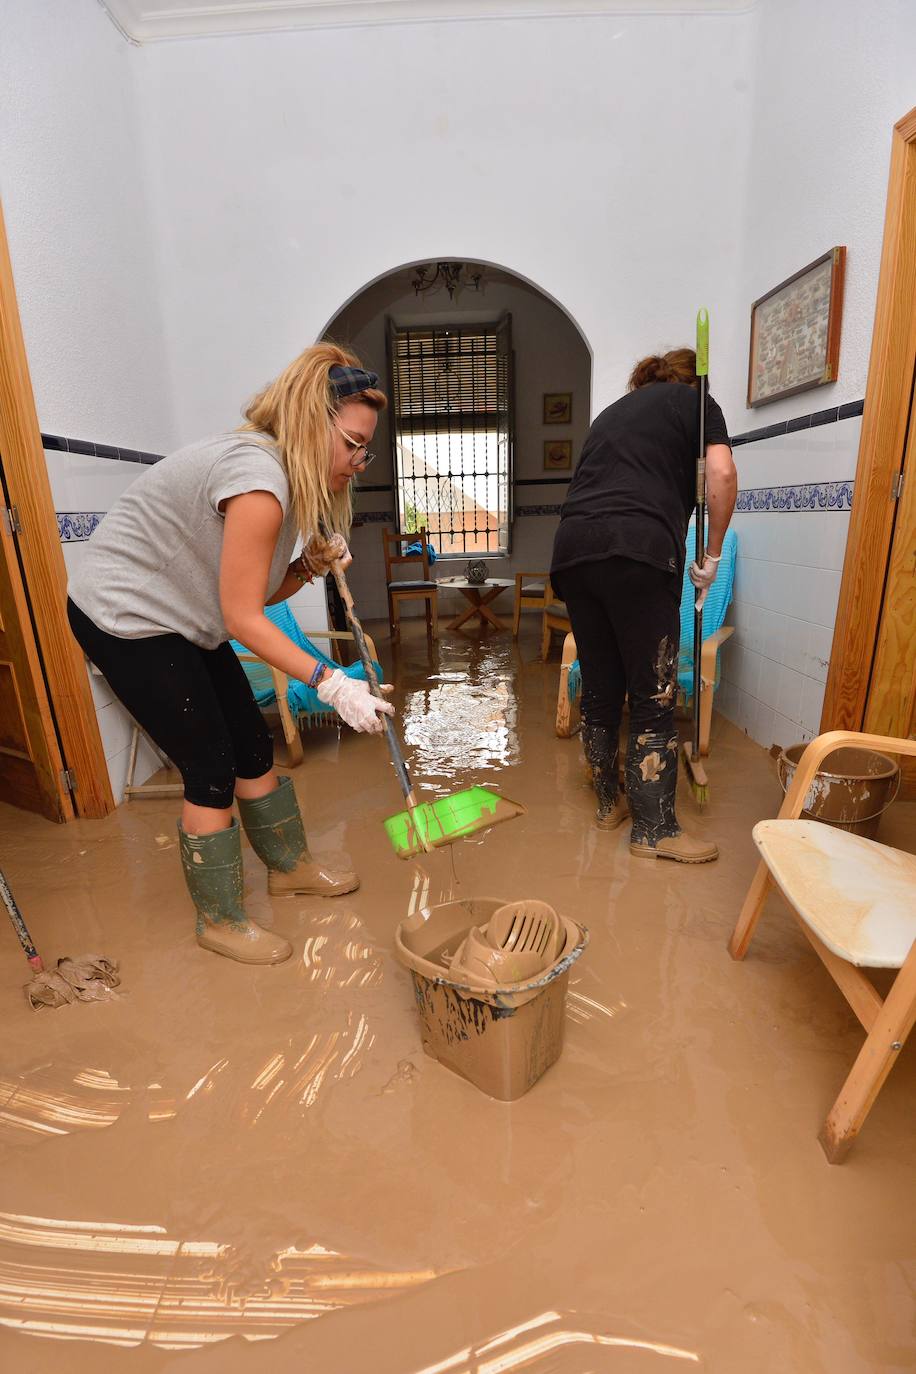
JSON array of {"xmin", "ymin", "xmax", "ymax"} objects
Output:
[
  {"xmin": 822, "ymin": 106, "xmax": 916, "ymax": 731},
  {"xmin": 0, "ymin": 200, "xmax": 114, "ymax": 819}
]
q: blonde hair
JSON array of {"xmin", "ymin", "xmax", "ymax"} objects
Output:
[{"xmin": 241, "ymin": 341, "xmax": 386, "ymax": 541}]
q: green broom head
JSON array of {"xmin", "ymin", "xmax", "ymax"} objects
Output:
[{"xmin": 384, "ymin": 786, "xmax": 526, "ymax": 859}]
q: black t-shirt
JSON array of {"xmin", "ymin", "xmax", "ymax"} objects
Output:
[{"xmin": 550, "ymin": 382, "xmax": 730, "ymax": 586}]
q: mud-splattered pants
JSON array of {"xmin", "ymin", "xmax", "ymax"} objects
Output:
[
  {"xmin": 68, "ymin": 598, "xmax": 273, "ymax": 810},
  {"xmin": 556, "ymin": 556, "xmax": 682, "ymax": 846}
]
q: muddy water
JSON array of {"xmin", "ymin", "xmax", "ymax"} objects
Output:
[{"xmin": 0, "ymin": 622, "xmax": 914, "ymax": 1371}]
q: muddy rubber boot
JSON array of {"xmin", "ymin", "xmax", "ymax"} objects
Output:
[
  {"xmin": 178, "ymin": 821, "xmax": 293, "ymax": 964},
  {"xmin": 582, "ymin": 720, "xmax": 625, "ymax": 829},
  {"xmin": 238, "ymin": 776, "xmax": 359, "ymax": 898},
  {"xmin": 629, "ymin": 832, "xmax": 719, "ymax": 863}
]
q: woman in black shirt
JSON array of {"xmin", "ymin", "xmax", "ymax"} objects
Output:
[{"xmin": 550, "ymin": 348, "xmax": 737, "ymax": 863}]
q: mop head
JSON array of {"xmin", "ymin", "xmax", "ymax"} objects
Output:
[
  {"xmin": 26, "ymin": 956, "xmax": 121, "ymax": 1011},
  {"xmin": 681, "ymin": 741, "xmax": 709, "ymax": 807},
  {"xmin": 384, "ymin": 787, "xmax": 526, "ymax": 859}
]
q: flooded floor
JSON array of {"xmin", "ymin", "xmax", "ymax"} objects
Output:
[{"xmin": 0, "ymin": 621, "xmax": 914, "ymax": 1372}]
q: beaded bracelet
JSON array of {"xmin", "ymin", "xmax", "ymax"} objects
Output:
[{"xmin": 307, "ymin": 661, "xmax": 326, "ymax": 690}]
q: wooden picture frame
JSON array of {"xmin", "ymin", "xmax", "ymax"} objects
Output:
[
  {"xmin": 747, "ymin": 247, "xmax": 846, "ymax": 408},
  {"xmin": 543, "ymin": 392, "xmax": 572, "ymax": 424},
  {"xmin": 544, "ymin": 440, "xmax": 572, "ymax": 471}
]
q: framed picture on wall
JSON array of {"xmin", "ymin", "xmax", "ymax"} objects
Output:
[
  {"xmin": 747, "ymin": 247, "xmax": 846, "ymax": 407},
  {"xmin": 543, "ymin": 392, "xmax": 572, "ymax": 424},
  {"xmin": 544, "ymin": 440, "xmax": 572, "ymax": 471}
]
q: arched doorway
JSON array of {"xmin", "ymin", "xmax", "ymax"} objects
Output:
[{"xmin": 323, "ymin": 259, "xmax": 593, "ymax": 623}]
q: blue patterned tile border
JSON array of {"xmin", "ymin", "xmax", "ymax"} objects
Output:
[
  {"xmin": 353, "ymin": 509, "xmax": 396, "ymax": 525},
  {"xmin": 736, "ymin": 480, "xmax": 854, "ymax": 513},
  {"xmin": 515, "ymin": 503, "xmax": 563, "ymax": 516},
  {"xmin": 58, "ymin": 512, "xmax": 104, "ymax": 541}
]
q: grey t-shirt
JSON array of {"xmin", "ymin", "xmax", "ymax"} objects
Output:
[{"xmin": 68, "ymin": 432, "xmax": 300, "ymax": 650}]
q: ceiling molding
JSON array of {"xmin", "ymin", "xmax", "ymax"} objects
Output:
[{"xmin": 98, "ymin": 0, "xmax": 755, "ymax": 44}]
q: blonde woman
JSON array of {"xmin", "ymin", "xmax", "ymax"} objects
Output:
[{"xmin": 67, "ymin": 344, "xmax": 393, "ymax": 965}]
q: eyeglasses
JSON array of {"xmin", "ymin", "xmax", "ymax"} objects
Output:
[{"xmin": 335, "ymin": 423, "xmax": 376, "ymax": 471}]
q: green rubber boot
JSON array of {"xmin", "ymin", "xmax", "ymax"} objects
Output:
[
  {"xmin": 237, "ymin": 776, "xmax": 359, "ymax": 898},
  {"xmin": 178, "ymin": 819, "xmax": 292, "ymax": 964}
]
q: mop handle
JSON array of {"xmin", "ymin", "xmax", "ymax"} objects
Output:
[
  {"xmin": 692, "ymin": 309, "xmax": 709, "ymax": 760},
  {"xmin": 331, "ymin": 563, "xmax": 415, "ymax": 802},
  {"xmin": 0, "ymin": 867, "xmax": 44, "ymax": 972}
]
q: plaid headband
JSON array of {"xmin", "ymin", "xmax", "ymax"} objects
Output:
[{"xmin": 329, "ymin": 364, "xmax": 379, "ymax": 399}]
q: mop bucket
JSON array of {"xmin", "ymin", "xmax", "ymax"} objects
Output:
[
  {"xmin": 394, "ymin": 897, "xmax": 588, "ymax": 1102},
  {"xmin": 777, "ymin": 743, "xmax": 900, "ymax": 840}
]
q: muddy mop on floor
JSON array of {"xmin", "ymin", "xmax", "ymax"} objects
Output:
[{"xmin": 1, "ymin": 866, "xmax": 120, "ymax": 1009}]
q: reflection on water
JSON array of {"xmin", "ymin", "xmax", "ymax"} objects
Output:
[
  {"xmin": 0, "ymin": 1212, "xmax": 449, "ymax": 1349},
  {"xmin": 399, "ymin": 639, "xmax": 520, "ymax": 790},
  {"xmin": 412, "ymin": 1309, "xmax": 700, "ymax": 1372}
]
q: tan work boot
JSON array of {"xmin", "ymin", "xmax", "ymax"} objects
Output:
[
  {"xmin": 596, "ymin": 794, "xmax": 630, "ymax": 831},
  {"xmin": 629, "ymin": 831, "xmax": 718, "ymax": 864},
  {"xmin": 238, "ymin": 776, "xmax": 359, "ymax": 898},
  {"xmin": 178, "ymin": 821, "xmax": 293, "ymax": 964}
]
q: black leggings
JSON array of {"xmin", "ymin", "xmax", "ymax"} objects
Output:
[
  {"xmin": 556, "ymin": 556, "xmax": 682, "ymax": 844},
  {"xmin": 68, "ymin": 599, "xmax": 273, "ymax": 810}
]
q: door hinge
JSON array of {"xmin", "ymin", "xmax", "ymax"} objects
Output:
[
  {"xmin": 892, "ymin": 472, "xmax": 905, "ymax": 500},
  {"xmin": 2, "ymin": 505, "xmax": 22, "ymax": 536},
  {"xmin": 60, "ymin": 767, "xmax": 77, "ymax": 794}
]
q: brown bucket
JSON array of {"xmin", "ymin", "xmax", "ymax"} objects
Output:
[
  {"xmin": 777, "ymin": 744, "xmax": 900, "ymax": 840},
  {"xmin": 394, "ymin": 897, "xmax": 588, "ymax": 1102}
]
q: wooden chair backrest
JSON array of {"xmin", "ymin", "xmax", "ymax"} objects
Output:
[{"xmin": 381, "ymin": 527, "xmax": 431, "ymax": 582}]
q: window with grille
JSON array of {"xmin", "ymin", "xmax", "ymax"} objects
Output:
[{"xmin": 388, "ymin": 316, "xmax": 514, "ymax": 557}]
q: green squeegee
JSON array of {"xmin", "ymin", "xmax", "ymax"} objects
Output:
[{"xmin": 332, "ymin": 565, "xmax": 525, "ymax": 860}]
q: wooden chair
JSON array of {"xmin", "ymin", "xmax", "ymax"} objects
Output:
[
  {"xmin": 382, "ymin": 527, "xmax": 438, "ymax": 643},
  {"xmin": 729, "ymin": 730, "xmax": 916, "ymax": 1163},
  {"xmin": 540, "ymin": 582, "xmax": 571, "ymax": 660},
  {"xmin": 512, "ymin": 571, "xmax": 549, "ymax": 636}
]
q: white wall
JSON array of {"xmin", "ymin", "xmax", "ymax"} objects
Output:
[
  {"xmin": 712, "ymin": 0, "xmax": 916, "ymax": 752},
  {"xmin": 132, "ymin": 11, "xmax": 753, "ymax": 442},
  {"xmin": 327, "ymin": 267, "xmax": 591, "ymax": 619},
  {"xmin": 0, "ymin": 0, "xmax": 176, "ymax": 452},
  {"xmin": 717, "ymin": 0, "xmax": 916, "ymax": 426}
]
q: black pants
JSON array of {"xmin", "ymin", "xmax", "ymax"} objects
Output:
[
  {"xmin": 556, "ymin": 557, "xmax": 681, "ymax": 845},
  {"xmin": 68, "ymin": 599, "xmax": 273, "ymax": 810}
]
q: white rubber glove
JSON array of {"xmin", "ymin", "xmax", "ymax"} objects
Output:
[
  {"xmin": 688, "ymin": 552, "xmax": 721, "ymax": 611},
  {"xmin": 303, "ymin": 532, "xmax": 352, "ymax": 577},
  {"xmin": 317, "ymin": 669, "xmax": 394, "ymax": 733}
]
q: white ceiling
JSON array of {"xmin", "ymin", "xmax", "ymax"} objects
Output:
[{"xmin": 98, "ymin": 0, "xmax": 753, "ymax": 43}]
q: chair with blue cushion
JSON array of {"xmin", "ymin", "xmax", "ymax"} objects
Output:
[
  {"xmin": 382, "ymin": 526, "xmax": 438, "ymax": 643},
  {"xmin": 231, "ymin": 601, "xmax": 381, "ymax": 766},
  {"xmin": 555, "ymin": 527, "xmax": 738, "ymax": 753}
]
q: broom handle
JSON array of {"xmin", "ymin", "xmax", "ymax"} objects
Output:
[
  {"xmin": 692, "ymin": 309, "xmax": 709, "ymax": 762},
  {"xmin": 331, "ymin": 563, "xmax": 431, "ymax": 849},
  {"xmin": 0, "ymin": 867, "xmax": 44, "ymax": 972}
]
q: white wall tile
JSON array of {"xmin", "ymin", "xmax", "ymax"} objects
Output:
[
  {"xmin": 799, "ymin": 674, "xmax": 827, "ymax": 735},
  {"xmin": 756, "ymin": 653, "xmax": 781, "ymax": 710},
  {"xmin": 780, "ymin": 615, "xmax": 809, "ymax": 674},
  {"xmin": 96, "ymin": 700, "xmax": 135, "ymax": 760},
  {"xmin": 805, "ymin": 623, "xmax": 833, "ymax": 683},
  {"xmin": 775, "ymin": 664, "xmax": 805, "ymax": 725},
  {"xmin": 772, "ymin": 711, "xmax": 802, "ymax": 750}
]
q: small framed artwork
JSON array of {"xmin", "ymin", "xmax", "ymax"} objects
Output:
[
  {"xmin": 544, "ymin": 439, "xmax": 572, "ymax": 471},
  {"xmin": 543, "ymin": 392, "xmax": 572, "ymax": 425},
  {"xmin": 747, "ymin": 246, "xmax": 846, "ymax": 408}
]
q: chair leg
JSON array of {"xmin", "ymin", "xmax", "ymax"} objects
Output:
[
  {"xmin": 541, "ymin": 619, "xmax": 551, "ymax": 661},
  {"xmin": 387, "ymin": 593, "xmax": 397, "ymax": 640},
  {"xmin": 430, "ymin": 594, "xmax": 438, "ymax": 641},
  {"xmin": 425, "ymin": 597, "xmax": 432, "ymax": 643},
  {"xmin": 699, "ymin": 678, "xmax": 714, "ymax": 756},
  {"xmin": 392, "ymin": 597, "xmax": 401, "ymax": 641},
  {"xmin": 818, "ymin": 942, "xmax": 916, "ymax": 1163},
  {"xmin": 513, "ymin": 599, "xmax": 521, "ymax": 637},
  {"xmin": 728, "ymin": 860, "xmax": 775, "ymax": 960}
]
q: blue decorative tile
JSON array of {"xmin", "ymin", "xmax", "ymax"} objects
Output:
[
  {"xmin": 515, "ymin": 503, "xmax": 563, "ymax": 516},
  {"xmin": 735, "ymin": 480, "xmax": 854, "ymax": 513},
  {"xmin": 57, "ymin": 512, "xmax": 104, "ymax": 541},
  {"xmin": 838, "ymin": 399, "xmax": 865, "ymax": 419}
]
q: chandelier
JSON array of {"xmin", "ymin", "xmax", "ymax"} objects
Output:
[{"xmin": 411, "ymin": 261, "xmax": 486, "ymax": 301}]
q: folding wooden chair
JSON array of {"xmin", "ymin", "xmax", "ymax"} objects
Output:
[
  {"xmin": 540, "ymin": 582, "xmax": 571, "ymax": 660},
  {"xmin": 381, "ymin": 527, "xmax": 438, "ymax": 642},
  {"xmin": 729, "ymin": 730, "xmax": 916, "ymax": 1163}
]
